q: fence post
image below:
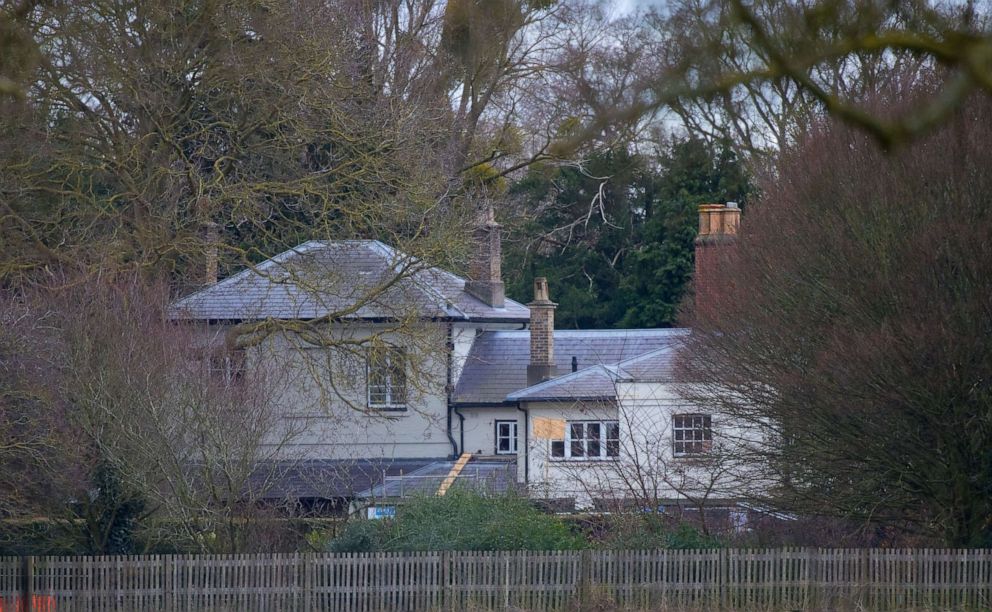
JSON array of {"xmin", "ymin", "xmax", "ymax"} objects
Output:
[
  {"xmin": 718, "ymin": 548, "xmax": 727, "ymax": 608},
  {"xmin": 20, "ymin": 556, "xmax": 34, "ymax": 611},
  {"xmin": 441, "ymin": 550, "xmax": 452, "ymax": 612},
  {"xmin": 503, "ymin": 553, "xmax": 511, "ymax": 610},
  {"xmin": 577, "ymin": 549, "xmax": 591, "ymax": 605},
  {"xmin": 811, "ymin": 548, "xmax": 822, "ymax": 608},
  {"xmin": 161, "ymin": 555, "xmax": 170, "ymax": 611},
  {"xmin": 302, "ymin": 553, "xmax": 312, "ymax": 612}
]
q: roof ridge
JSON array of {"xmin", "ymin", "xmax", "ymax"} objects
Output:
[
  {"xmin": 169, "ymin": 239, "xmax": 530, "ymax": 322},
  {"xmin": 506, "ymin": 364, "xmax": 619, "ymax": 400},
  {"xmin": 615, "ymin": 344, "xmax": 678, "ymax": 366},
  {"xmin": 371, "ymin": 245, "xmax": 471, "ymax": 320},
  {"xmin": 482, "ymin": 328, "xmax": 690, "ymax": 336}
]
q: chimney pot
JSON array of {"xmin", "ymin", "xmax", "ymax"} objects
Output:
[{"xmin": 533, "ymin": 277, "xmax": 550, "ymax": 302}]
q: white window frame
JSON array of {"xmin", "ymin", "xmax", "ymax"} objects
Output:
[
  {"xmin": 367, "ymin": 348, "xmax": 407, "ymax": 411},
  {"xmin": 673, "ymin": 413, "xmax": 713, "ymax": 457},
  {"xmin": 495, "ymin": 420, "xmax": 518, "ymax": 455},
  {"xmin": 550, "ymin": 420, "xmax": 620, "ymax": 460}
]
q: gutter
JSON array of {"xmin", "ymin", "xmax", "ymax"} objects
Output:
[
  {"xmin": 516, "ymin": 402, "xmax": 529, "ymax": 485},
  {"xmin": 171, "ymin": 315, "xmax": 532, "ymax": 325},
  {"xmin": 445, "ymin": 324, "xmax": 459, "ymax": 459},
  {"xmin": 455, "ymin": 406, "xmax": 466, "ymax": 455}
]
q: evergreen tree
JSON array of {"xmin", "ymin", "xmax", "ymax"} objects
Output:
[
  {"xmin": 619, "ymin": 139, "xmax": 751, "ymax": 327},
  {"xmin": 505, "ymin": 138, "xmax": 751, "ymax": 328}
]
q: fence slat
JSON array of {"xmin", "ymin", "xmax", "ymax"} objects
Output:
[{"xmin": 3, "ymin": 547, "xmax": 990, "ymax": 610}]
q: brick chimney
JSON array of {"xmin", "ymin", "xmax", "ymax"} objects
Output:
[
  {"xmin": 464, "ymin": 204, "xmax": 505, "ymax": 307},
  {"xmin": 694, "ymin": 202, "xmax": 740, "ymax": 319},
  {"xmin": 527, "ymin": 277, "xmax": 558, "ymax": 386},
  {"xmin": 203, "ymin": 220, "xmax": 219, "ymax": 286},
  {"xmin": 196, "ymin": 195, "xmax": 220, "ymax": 286}
]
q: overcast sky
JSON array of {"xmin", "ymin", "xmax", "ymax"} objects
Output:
[{"xmin": 611, "ymin": 0, "xmax": 665, "ymax": 16}]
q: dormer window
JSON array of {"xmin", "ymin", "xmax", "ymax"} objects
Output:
[{"xmin": 367, "ymin": 347, "xmax": 406, "ymax": 410}]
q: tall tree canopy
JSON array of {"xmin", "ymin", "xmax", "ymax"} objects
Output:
[
  {"xmin": 558, "ymin": 0, "xmax": 992, "ymax": 156},
  {"xmin": 0, "ymin": 0, "xmax": 580, "ymax": 292},
  {"xmin": 0, "ymin": 0, "xmax": 458, "ymax": 287}
]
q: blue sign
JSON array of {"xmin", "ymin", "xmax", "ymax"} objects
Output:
[{"xmin": 366, "ymin": 506, "xmax": 397, "ymax": 520}]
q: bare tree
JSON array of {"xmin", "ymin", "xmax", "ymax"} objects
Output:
[
  {"xmin": 2, "ymin": 275, "xmax": 319, "ymax": 553},
  {"xmin": 0, "ymin": 0, "xmax": 464, "ymax": 285},
  {"xmin": 557, "ymin": 0, "xmax": 992, "ymax": 155},
  {"xmin": 0, "ymin": 293, "xmax": 70, "ymax": 524},
  {"xmin": 0, "ymin": 0, "xmax": 40, "ymax": 99},
  {"xmin": 677, "ymin": 90, "xmax": 992, "ymax": 546}
]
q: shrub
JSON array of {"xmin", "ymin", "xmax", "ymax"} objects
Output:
[
  {"xmin": 329, "ymin": 490, "xmax": 586, "ymax": 552},
  {"xmin": 592, "ymin": 514, "xmax": 724, "ymax": 550}
]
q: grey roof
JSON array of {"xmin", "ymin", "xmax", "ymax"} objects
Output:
[
  {"xmin": 505, "ymin": 346, "xmax": 683, "ymax": 401},
  {"xmin": 247, "ymin": 457, "xmax": 517, "ymax": 500},
  {"xmin": 169, "ymin": 240, "xmax": 530, "ymax": 322},
  {"xmin": 506, "ymin": 365, "xmax": 620, "ymax": 401},
  {"xmin": 248, "ymin": 458, "xmax": 440, "ymax": 500},
  {"xmin": 453, "ymin": 329, "xmax": 688, "ymax": 404},
  {"xmin": 615, "ymin": 346, "xmax": 682, "ymax": 382},
  {"xmin": 357, "ymin": 459, "xmax": 517, "ymax": 499}
]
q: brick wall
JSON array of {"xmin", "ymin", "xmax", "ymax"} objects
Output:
[
  {"xmin": 529, "ymin": 306, "xmax": 554, "ymax": 366},
  {"xmin": 465, "ymin": 207, "xmax": 505, "ymax": 307},
  {"xmin": 693, "ymin": 204, "xmax": 739, "ymax": 322},
  {"xmin": 527, "ymin": 277, "xmax": 557, "ymax": 385}
]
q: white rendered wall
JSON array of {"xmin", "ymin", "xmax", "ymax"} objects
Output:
[
  {"xmin": 243, "ymin": 322, "xmax": 454, "ymax": 460},
  {"xmin": 521, "ymin": 384, "xmax": 765, "ymax": 507},
  {"xmin": 459, "ymin": 407, "xmax": 522, "ymax": 456}
]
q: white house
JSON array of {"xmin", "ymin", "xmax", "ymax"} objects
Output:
[{"xmin": 168, "ymin": 203, "xmax": 755, "ymax": 514}]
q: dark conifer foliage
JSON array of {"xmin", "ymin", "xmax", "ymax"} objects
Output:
[{"xmin": 505, "ymin": 139, "xmax": 752, "ymax": 329}]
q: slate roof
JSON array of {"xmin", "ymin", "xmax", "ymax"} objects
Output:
[
  {"xmin": 357, "ymin": 459, "xmax": 517, "ymax": 499},
  {"xmin": 246, "ymin": 457, "xmax": 516, "ymax": 500},
  {"xmin": 169, "ymin": 240, "xmax": 530, "ymax": 322},
  {"xmin": 614, "ymin": 346, "xmax": 682, "ymax": 382},
  {"xmin": 248, "ymin": 458, "xmax": 439, "ymax": 500},
  {"xmin": 453, "ymin": 329, "xmax": 688, "ymax": 404},
  {"xmin": 503, "ymin": 345, "xmax": 684, "ymax": 402},
  {"xmin": 505, "ymin": 365, "xmax": 621, "ymax": 402}
]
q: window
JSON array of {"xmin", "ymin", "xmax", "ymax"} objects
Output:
[
  {"xmin": 673, "ymin": 414, "xmax": 712, "ymax": 456},
  {"xmin": 495, "ymin": 420, "xmax": 518, "ymax": 454},
  {"xmin": 367, "ymin": 348, "xmax": 406, "ymax": 410},
  {"xmin": 550, "ymin": 420, "xmax": 619, "ymax": 460},
  {"xmin": 208, "ymin": 349, "xmax": 245, "ymax": 385}
]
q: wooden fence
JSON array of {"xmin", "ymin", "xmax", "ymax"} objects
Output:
[{"xmin": 0, "ymin": 548, "xmax": 990, "ymax": 611}]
